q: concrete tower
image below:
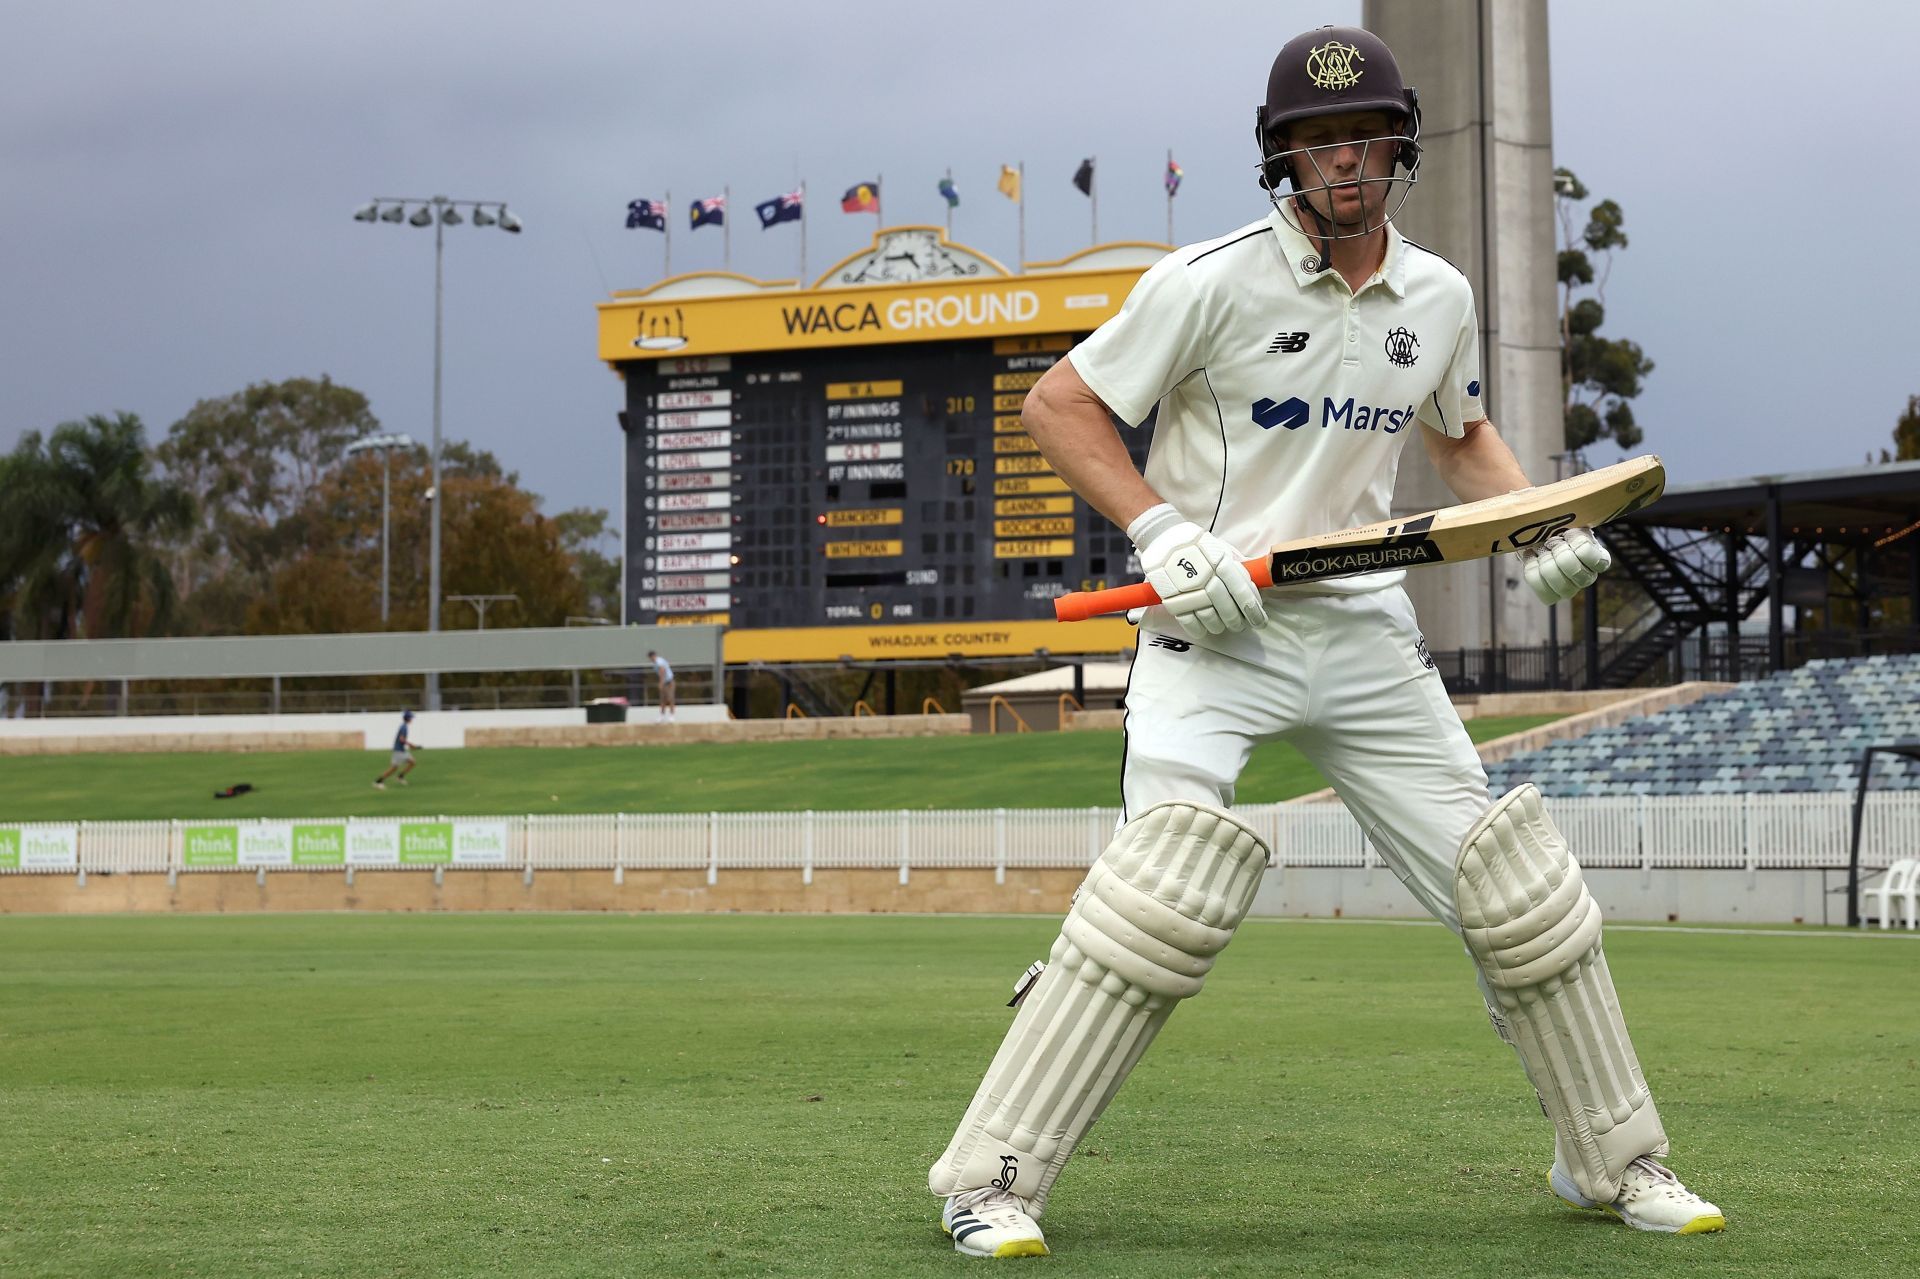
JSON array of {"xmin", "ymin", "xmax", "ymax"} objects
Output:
[{"xmin": 1363, "ymin": 0, "xmax": 1562, "ymax": 653}]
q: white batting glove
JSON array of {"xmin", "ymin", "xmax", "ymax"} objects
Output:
[
  {"xmin": 1520, "ymin": 526, "xmax": 1611, "ymax": 605},
  {"xmin": 1128, "ymin": 503, "xmax": 1268, "ymax": 639}
]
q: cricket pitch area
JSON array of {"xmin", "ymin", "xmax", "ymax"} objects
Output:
[{"xmin": 4, "ymin": 913, "xmax": 1914, "ymax": 1277}]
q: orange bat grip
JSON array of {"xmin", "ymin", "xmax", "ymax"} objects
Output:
[{"xmin": 1052, "ymin": 558, "xmax": 1274, "ymax": 622}]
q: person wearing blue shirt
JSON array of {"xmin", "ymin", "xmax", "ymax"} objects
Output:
[{"xmin": 374, "ymin": 710, "xmax": 420, "ymax": 790}]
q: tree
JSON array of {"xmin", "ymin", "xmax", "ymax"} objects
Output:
[
  {"xmin": 1893, "ymin": 395, "xmax": 1920, "ymax": 462},
  {"xmin": 0, "ymin": 413, "xmax": 193, "ymax": 640},
  {"xmin": 245, "ymin": 446, "xmax": 585, "ymax": 636},
  {"xmin": 157, "ymin": 376, "xmax": 378, "ymax": 633},
  {"xmin": 1556, "ymin": 169, "xmax": 1653, "ymax": 455},
  {"xmin": 554, "ymin": 507, "xmax": 623, "ymax": 622}
]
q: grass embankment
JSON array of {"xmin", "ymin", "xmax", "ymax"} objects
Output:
[{"xmin": 1, "ymin": 716, "xmax": 1556, "ymax": 821}]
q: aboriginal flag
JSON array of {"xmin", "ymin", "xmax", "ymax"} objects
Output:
[
  {"xmin": 689, "ymin": 195, "xmax": 726, "ymax": 229},
  {"xmin": 755, "ymin": 189, "xmax": 804, "ymax": 228},
  {"xmin": 626, "ymin": 198, "xmax": 666, "ymax": 231},
  {"xmin": 841, "ymin": 181, "xmax": 880, "ymax": 214}
]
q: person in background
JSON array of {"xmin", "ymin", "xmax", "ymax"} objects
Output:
[
  {"xmin": 648, "ymin": 650, "xmax": 676, "ymax": 722},
  {"xmin": 374, "ymin": 710, "xmax": 419, "ymax": 789}
]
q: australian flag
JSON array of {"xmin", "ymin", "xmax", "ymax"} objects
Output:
[
  {"xmin": 626, "ymin": 199, "xmax": 666, "ymax": 231},
  {"xmin": 755, "ymin": 189, "xmax": 804, "ymax": 229},
  {"xmin": 690, "ymin": 195, "xmax": 726, "ymax": 230}
]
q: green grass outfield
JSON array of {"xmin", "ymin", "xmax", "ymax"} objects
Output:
[
  {"xmin": 2, "ymin": 915, "xmax": 1915, "ymax": 1278},
  {"xmin": 1, "ymin": 716, "xmax": 1554, "ymax": 821}
]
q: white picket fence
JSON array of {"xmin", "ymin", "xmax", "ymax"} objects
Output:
[{"xmin": 5, "ymin": 791, "xmax": 1920, "ymax": 878}]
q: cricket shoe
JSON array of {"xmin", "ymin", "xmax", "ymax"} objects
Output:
[
  {"xmin": 1551, "ymin": 1156, "xmax": 1725, "ymax": 1234},
  {"xmin": 942, "ymin": 1187, "xmax": 1048, "ymax": 1258}
]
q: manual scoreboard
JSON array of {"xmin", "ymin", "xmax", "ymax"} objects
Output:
[{"xmin": 599, "ymin": 227, "xmax": 1165, "ymax": 658}]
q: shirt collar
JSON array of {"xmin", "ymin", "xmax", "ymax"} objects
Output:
[{"xmin": 1266, "ymin": 197, "xmax": 1406, "ymax": 298}]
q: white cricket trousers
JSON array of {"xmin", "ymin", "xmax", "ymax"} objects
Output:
[{"xmin": 1124, "ymin": 586, "xmax": 1489, "ymax": 931}]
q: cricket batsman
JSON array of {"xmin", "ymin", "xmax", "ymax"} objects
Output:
[{"xmin": 928, "ymin": 25, "xmax": 1722, "ymax": 1257}]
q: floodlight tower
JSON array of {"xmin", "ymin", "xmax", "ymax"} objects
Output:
[{"xmin": 352, "ymin": 196, "xmax": 522, "ymax": 707}]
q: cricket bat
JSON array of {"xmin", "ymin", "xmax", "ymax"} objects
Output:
[{"xmin": 1052, "ymin": 455, "xmax": 1664, "ymax": 622}]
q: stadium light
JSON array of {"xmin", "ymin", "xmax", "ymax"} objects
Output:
[
  {"xmin": 353, "ymin": 202, "xmax": 379, "ymax": 222},
  {"xmin": 344, "ymin": 432, "xmax": 416, "ymax": 625},
  {"xmin": 351, "ymin": 194, "xmax": 524, "ymax": 708}
]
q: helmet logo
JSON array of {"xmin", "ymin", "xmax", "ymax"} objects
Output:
[{"xmin": 1306, "ymin": 41, "xmax": 1365, "ymax": 90}]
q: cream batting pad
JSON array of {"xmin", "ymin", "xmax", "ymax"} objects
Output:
[
  {"xmin": 928, "ymin": 801, "xmax": 1270, "ymax": 1215},
  {"xmin": 1456, "ymin": 783, "xmax": 1669, "ymax": 1203}
]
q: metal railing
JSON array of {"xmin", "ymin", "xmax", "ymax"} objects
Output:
[{"xmin": 7, "ymin": 791, "xmax": 1918, "ymax": 879}]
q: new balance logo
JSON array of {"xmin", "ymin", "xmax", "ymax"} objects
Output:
[
  {"xmin": 1147, "ymin": 635, "xmax": 1192, "ymax": 653},
  {"xmin": 1266, "ymin": 330, "xmax": 1310, "ymax": 354}
]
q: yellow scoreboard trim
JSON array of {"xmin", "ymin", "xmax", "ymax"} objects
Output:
[
  {"xmin": 723, "ymin": 617, "xmax": 1137, "ymax": 663},
  {"xmin": 600, "ymin": 247, "xmax": 1151, "ymax": 365}
]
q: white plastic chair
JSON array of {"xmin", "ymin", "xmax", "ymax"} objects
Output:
[
  {"xmin": 1867, "ymin": 858, "xmax": 1919, "ymax": 930},
  {"xmin": 1901, "ymin": 861, "xmax": 1920, "ymax": 933}
]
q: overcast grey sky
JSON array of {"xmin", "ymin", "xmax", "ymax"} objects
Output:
[{"xmin": 4, "ymin": 0, "xmax": 1915, "ymax": 531}]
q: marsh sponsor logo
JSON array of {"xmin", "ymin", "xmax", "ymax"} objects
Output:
[
  {"xmin": 0, "ymin": 826, "xmax": 80, "ymax": 869},
  {"xmin": 1257, "ymin": 394, "xmax": 1417, "ymax": 434},
  {"xmin": 183, "ymin": 825, "xmax": 239, "ymax": 867}
]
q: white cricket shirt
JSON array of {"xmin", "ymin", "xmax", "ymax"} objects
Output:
[{"xmin": 1069, "ymin": 200, "xmax": 1485, "ymax": 599}]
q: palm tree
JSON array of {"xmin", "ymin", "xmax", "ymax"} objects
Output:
[{"xmin": 0, "ymin": 413, "xmax": 193, "ymax": 639}]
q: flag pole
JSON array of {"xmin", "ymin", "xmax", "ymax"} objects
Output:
[
  {"xmin": 1090, "ymin": 155, "xmax": 1099, "ymax": 245},
  {"xmin": 723, "ymin": 184, "xmax": 732, "ymax": 270},
  {"xmin": 1166, "ymin": 148, "xmax": 1174, "ymax": 244},
  {"xmin": 664, "ymin": 187, "xmax": 672, "ymax": 278},
  {"xmin": 946, "ymin": 167, "xmax": 954, "ymax": 237},
  {"xmin": 876, "ymin": 172, "xmax": 884, "ymax": 226},
  {"xmin": 799, "ymin": 181, "xmax": 808, "ymax": 285},
  {"xmin": 1017, "ymin": 161, "xmax": 1026, "ymax": 272}
]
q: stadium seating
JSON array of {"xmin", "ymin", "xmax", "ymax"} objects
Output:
[{"xmin": 1486, "ymin": 654, "xmax": 1920, "ymax": 797}]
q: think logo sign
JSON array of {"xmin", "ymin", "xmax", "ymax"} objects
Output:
[{"xmin": 1306, "ymin": 41, "xmax": 1364, "ymax": 90}]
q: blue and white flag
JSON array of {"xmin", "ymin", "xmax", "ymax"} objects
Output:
[
  {"xmin": 626, "ymin": 198, "xmax": 666, "ymax": 231},
  {"xmin": 755, "ymin": 189, "xmax": 803, "ymax": 229}
]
